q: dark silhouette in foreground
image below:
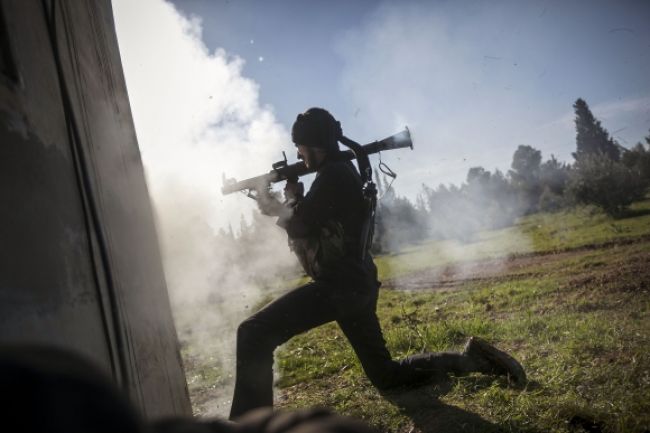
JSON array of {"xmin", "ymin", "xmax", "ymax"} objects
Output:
[{"xmin": 0, "ymin": 345, "xmax": 377, "ymax": 433}]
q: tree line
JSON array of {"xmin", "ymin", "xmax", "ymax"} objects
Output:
[{"xmin": 372, "ymin": 98, "xmax": 650, "ymax": 253}]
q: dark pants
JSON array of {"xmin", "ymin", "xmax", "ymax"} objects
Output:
[{"xmin": 229, "ymin": 279, "xmax": 477, "ymax": 419}]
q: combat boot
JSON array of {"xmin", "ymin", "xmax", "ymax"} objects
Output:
[{"xmin": 463, "ymin": 337, "xmax": 526, "ymax": 384}]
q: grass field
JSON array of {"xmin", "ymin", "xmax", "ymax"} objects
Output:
[{"xmin": 271, "ymin": 200, "xmax": 650, "ymax": 433}]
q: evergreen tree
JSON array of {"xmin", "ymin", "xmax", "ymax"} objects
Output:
[{"xmin": 572, "ymin": 98, "xmax": 620, "ymax": 161}]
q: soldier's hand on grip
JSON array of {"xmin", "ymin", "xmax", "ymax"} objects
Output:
[{"xmin": 284, "ymin": 180, "xmax": 304, "ymax": 203}]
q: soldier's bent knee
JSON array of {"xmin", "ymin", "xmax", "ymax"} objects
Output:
[{"xmin": 237, "ymin": 318, "xmax": 277, "ymax": 350}]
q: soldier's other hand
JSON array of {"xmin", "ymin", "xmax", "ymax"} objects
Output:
[{"xmin": 284, "ymin": 180, "xmax": 304, "ymax": 202}]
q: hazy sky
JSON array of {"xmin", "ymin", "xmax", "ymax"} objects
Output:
[
  {"xmin": 114, "ymin": 0, "xmax": 650, "ymax": 231},
  {"xmin": 169, "ymin": 0, "xmax": 650, "ymax": 194}
]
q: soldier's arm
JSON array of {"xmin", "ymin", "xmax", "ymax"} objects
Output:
[{"xmin": 276, "ymin": 165, "xmax": 342, "ymax": 237}]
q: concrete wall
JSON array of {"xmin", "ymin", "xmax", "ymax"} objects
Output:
[{"xmin": 0, "ymin": 0, "xmax": 191, "ymax": 418}]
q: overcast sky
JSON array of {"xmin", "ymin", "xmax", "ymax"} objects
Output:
[{"xmin": 114, "ymin": 0, "xmax": 650, "ymax": 229}]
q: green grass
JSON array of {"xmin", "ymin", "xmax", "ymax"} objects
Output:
[
  {"xmin": 520, "ymin": 200, "xmax": 650, "ymax": 252},
  {"xmin": 273, "ymin": 201, "xmax": 650, "ymax": 433}
]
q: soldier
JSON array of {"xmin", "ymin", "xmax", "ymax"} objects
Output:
[{"xmin": 229, "ymin": 108, "xmax": 525, "ymax": 420}]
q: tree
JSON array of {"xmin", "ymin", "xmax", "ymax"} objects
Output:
[
  {"xmin": 621, "ymin": 129, "xmax": 650, "ymax": 185},
  {"xmin": 372, "ymin": 170, "xmax": 427, "ymax": 253},
  {"xmin": 535, "ymin": 154, "xmax": 572, "ymax": 212},
  {"xmin": 567, "ymin": 153, "xmax": 646, "ymax": 216},
  {"xmin": 539, "ymin": 155, "xmax": 570, "ymax": 196},
  {"xmin": 510, "ymin": 145, "xmax": 542, "ymax": 182},
  {"xmin": 373, "ymin": 187, "xmax": 424, "ymax": 253},
  {"xmin": 572, "ymin": 98, "xmax": 620, "ymax": 161},
  {"xmin": 419, "ymin": 167, "xmax": 520, "ymax": 243},
  {"xmin": 467, "ymin": 166, "xmax": 491, "ymax": 185},
  {"xmin": 509, "ymin": 145, "xmax": 542, "ymax": 213},
  {"xmin": 538, "ymin": 186, "xmax": 565, "ymax": 212}
]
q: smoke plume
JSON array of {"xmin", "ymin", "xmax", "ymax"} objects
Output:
[
  {"xmin": 337, "ymin": 3, "xmax": 534, "ymax": 279},
  {"xmin": 112, "ymin": 0, "xmax": 299, "ymax": 416}
]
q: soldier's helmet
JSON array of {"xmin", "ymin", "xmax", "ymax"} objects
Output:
[{"xmin": 291, "ymin": 107, "xmax": 342, "ymax": 151}]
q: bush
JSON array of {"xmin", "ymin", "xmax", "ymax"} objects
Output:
[
  {"xmin": 538, "ymin": 186, "xmax": 567, "ymax": 212},
  {"xmin": 567, "ymin": 153, "xmax": 648, "ymax": 216}
]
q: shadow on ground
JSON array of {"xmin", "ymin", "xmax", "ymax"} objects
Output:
[{"xmin": 381, "ymin": 374, "xmax": 540, "ymax": 433}]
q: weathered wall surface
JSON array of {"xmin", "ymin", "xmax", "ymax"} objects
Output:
[{"xmin": 0, "ymin": 0, "xmax": 191, "ymax": 418}]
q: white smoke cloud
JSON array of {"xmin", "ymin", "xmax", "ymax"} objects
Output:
[
  {"xmin": 336, "ymin": 3, "xmax": 506, "ymax": 195},
  {"xmin": 112, "ymin": 0, "xmax": 289, "ymax": 229},
  {"xmin": 335, "ymin": 3, "xmax": 571, "ymax": 196},
  {"xmin": 336, "ymin": 3, "xmax": 534, "ymax": 276},
  {"xmin": 112, "ymin": 0, "xmax": 298, "ymax": 417}
]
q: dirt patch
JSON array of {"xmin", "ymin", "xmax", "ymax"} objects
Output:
[
  {"xmin": 383, "ymin": 250, "xmax": 578, "ymax": 291},
  {"xmin": 384, "ymin": 237, "xmax": 650, "ymax": 292},
  {"xmin": 562, "ymin": 252, "xmax": 650, "ymax": 293}
]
